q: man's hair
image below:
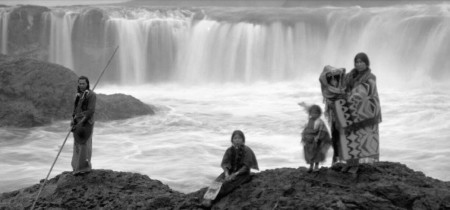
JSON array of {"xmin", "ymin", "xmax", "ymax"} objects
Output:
[{"xmin": 77, "ymin": 76, "xmax": 90, "ymax": 93}]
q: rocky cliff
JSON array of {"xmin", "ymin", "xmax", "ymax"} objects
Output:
[
  {"xmin": 0, "ymin": 54, "xmax": 155, "ymax": 127},
  {"xmin": 1, "ymin": 162, "xmax": 449, "ymax": 210},
  {"xmin": 2, "ymin": 5, "xmax": 50, "ymax": 60}
]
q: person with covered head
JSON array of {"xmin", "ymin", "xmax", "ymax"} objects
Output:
[
  {"xmin": 338, "ymin": 52, "xmax": 382, "ymax": 173},
  {"xmin": 319, "ymin": 65, "xmax": 347, "ymax": 165},
  {"xmin": 202, "ymin": 130, "xmax": 259, "ymax": 207},
  {"xmin": 71, "ymin": 75, "xmax": 97, "ymax": 175}
]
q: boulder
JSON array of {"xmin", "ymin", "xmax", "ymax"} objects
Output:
[
  {"xmin": 1, "ymin": 162, "xmax": 449, "ymax": 209},
  {"xmin": 96, "ymin": 93, "xmax": 155, "ymax": 121},
  {"xmin": 0, "ymin": 54, "xmax": 154, "ymax": 127},
  {"xmin": 0, "ymin": 170, "xmax": 188, "ymax": 210},
  {"xmin": 0, "ymin": 54, "xmax": 76, "ymax": 127},
  {"xmin": 3, "ymin": 5, "xmax": 50, "ymax": 60}
]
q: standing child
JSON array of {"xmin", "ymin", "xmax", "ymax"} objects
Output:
[{"xmin": 299, "ymin": 104, "xmax": 331, "ymax": 172}]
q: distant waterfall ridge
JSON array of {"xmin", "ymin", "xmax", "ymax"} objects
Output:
[
  {"xmin": 0, "ymin": 4, "xmax": 449, "ymax": 84},
  {"xmin": 1, "ymin": 4, "xmax": 450, "ymax": 195}
]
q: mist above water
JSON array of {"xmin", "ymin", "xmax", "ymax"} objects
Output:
[
  {"xmin": 1, "ymin": 82, "xmax": 449, "ymax": 194},
  {"xmin": 0, "ymin": 3, "xmax": 449, "ymax": 85},
  {"xmin": 0, "ymin": 1, "xmax": 449, "ymax": 194}
]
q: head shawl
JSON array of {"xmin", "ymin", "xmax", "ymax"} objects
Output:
[
  {"xmin": 231, "ymin": 130, "xmax": 245, "ymax": 143},
  {"xmin": 354, "ymin": 52, "xmax": 370, "ymax": 67},
  {"xmin": 319, "ymin": 65, "xmax": 346, "ymax": 100}
]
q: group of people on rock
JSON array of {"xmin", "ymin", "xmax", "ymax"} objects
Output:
[{"xmin": 69, "ymin": 52, "xmax": 381, "ymax": 208}]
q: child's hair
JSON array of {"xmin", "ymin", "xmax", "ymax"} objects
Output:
[{"xmin": 308, "ymin": 104, "xmax": 322, "ymax": 116}]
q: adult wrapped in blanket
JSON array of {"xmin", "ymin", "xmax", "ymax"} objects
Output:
[{"xmin": 320, "ymin": 65, "xmax": 381, "ymax": 162}]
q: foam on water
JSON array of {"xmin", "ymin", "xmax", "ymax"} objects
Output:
[
  {"xmin": 0, "ymin": 1, "xmax": 449, "ymax": 193},
  {"xmin": 1, "ymin": 82, "xmax": 449, "ymax": 193}
]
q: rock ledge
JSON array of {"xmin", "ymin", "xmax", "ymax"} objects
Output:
[{"xmin": 1, "ymin": 162, "xmax": 449, "ymax": 210}]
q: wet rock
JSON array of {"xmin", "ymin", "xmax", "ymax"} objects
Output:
[{"xmin": 0, "ymin": 54, "xmax": 155, "ymax": 127}]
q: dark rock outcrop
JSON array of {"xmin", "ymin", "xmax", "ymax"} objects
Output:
[
  {"xmin": 0, "ymin": 54, "xmax": 76, "ymax": 127},
  {"xmin": 1, "ymin": 162, "xmax": 449, "ymax": 210},
  {"xmin": 95, "ymin": 93, "xmax": 155, "ymax": 121},
  {"xmin": 0, "ymin": 54, "xmax": 155, "ymax": 127},
  {"xmin": 213, "ymin": 162, "xmax": 450, "ymax": 210},
  {"xmin": 2, "ymin": 5, "xmax": 117, "ymax": 81},
  {"xmin": 3, "ymin": 5, "xmax": 50, "ymax": 60}
]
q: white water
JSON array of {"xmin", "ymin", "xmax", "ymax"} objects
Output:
[
  {"xmin": 0, "ymin": 2, "xmax": 450, "ymax": 193},
  {"xmin": 0, "ymin": 12, "xmax": 7, "ymax": 54},
  {"xmin": 1, "ymin": 81, "xmax": 449, "ymax": 193},
  {"xmin": 45, "ymin": 11, "xmax": 77, "ymax": 69},
  {"xmin": 1, "ymin": 4, "xmax": 449, "ymax": 84}
]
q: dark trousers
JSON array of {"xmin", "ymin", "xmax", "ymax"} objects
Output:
[
  {"xmin": 331, "ymin": 124, "xmax": 340, "ymax": 163},
  {"xmin": 214, "ymin": 172, "xmax": 252, "ymax": 201}
]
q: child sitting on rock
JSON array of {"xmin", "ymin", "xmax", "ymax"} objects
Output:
[{"xmin": 298, "ymin": 103, "xmax": 331, "ymax": 172}]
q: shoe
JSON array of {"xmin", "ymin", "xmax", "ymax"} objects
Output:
[
  {"xmin": 201, "ymin": 199, "xmax": 212, "ymax": 208},
  {"xmin": 341, "ymin": 165, "xmax": 350, "ymax": 172},
  {"xmin": 78, "ymin": 170, "xmax": 91, "ymax": 175},
  {"xmin": 347, "ymin": 166, "xmax": 359, "ymax": 174},
  {"xmin": 313, "ymin": 164, "xmax": 319, "ymax": 171},
  {"xmin": 332, "ymin": 157, "xmax": 337, "ymax": 165}
]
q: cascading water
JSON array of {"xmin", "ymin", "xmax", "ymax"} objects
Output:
[
  {"xmin": 44, "ymin": 10, "xmax": 77, "ymax": 69},
  {"xmin": 0, "ymin": 3, "xmax": 450, "ymax": 194},
  {"xmin": 0, "ymin": 11, "xmax": 8, "ymax": 54},
  {"xmin": 0, "ymin": 4, "xmax": 449, "ymax": 84}
]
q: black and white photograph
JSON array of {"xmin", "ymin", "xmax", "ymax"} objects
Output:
[{"xmin": 0, "ymin": 0, "xmax": 449, "ymax": 209}]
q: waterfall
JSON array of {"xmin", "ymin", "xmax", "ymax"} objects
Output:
[
  {"xmin": 0, "ymin": 4, "xmax": 449, "ymax": 85},
  {"xmin": 0, "ymin": 10, "xmax": 8, "ymax": 54},
  {"xmin": 44, "ymin": 10, "xmax": 77, "ymax": 69}
]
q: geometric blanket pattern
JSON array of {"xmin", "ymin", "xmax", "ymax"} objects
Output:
[
  {"xmin": 334, "ymin": 79, "xmax": 381, "ymax": 128},
  {"xmin": 334, "ymin": 79, "xmax": 381, "ymax": 160},
  {"xmin": 338, "ymin": 124, "xmax": 379, "ymax": 160}
]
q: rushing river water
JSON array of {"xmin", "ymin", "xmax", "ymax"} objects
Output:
[
  {"xmin": 0, "ymin": 1, "xmax": 449, "ymax": 193},
  {"xmin": 1, "ymin": 81, "xmax": 449, "ymax": 193}
]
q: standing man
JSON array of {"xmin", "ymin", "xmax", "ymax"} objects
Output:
[{"xmin": 71, "ymin": 76, "xmax": 96, "ymax": 175}]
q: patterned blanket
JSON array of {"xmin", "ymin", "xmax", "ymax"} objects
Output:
[{"xmin": 320, "ymin": 65, "xmax": 381, "ymax": 161}]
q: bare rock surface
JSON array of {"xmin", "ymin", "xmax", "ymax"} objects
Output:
[
  {"xmin": 1, "ymin": 162, "xmax": 449, "ymax": 210},
  {"xmin": 0, "ymin": 54, "xmax": 154, "ymax": 127}
]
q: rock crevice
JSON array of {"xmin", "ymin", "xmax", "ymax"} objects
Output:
[{"xmin": 1, "ymin": 162, "xmax": 449, "ymax": 210}]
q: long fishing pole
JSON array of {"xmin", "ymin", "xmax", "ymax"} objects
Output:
[{"xmin": 31, "ymin": 46, "xmax": 119, "ymax": 210}]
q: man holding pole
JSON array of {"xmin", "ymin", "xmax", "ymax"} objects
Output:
[
  {"xmin": 71, "ymin": 76, "xmax": 96, "ymax": 175},
  {"xmin": 31, "ymin": 48, "xmax": 118, "ymax": 210}
]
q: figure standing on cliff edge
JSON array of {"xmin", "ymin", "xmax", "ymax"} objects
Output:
[
  {"xmin": 323, "ymin": 53, "xmax": 382, "ymax": 174},
  {"xmin": 202, "ymin": 130, "xmax": 259, "ymax": 208},
  {"xmin": 318, "ymin": 65, "xmax": 347, "ymax": 165},
  {"xmin": 71, "ymin": 76, "xmax": 96, "ymax": 175},
  {"xmin": 342, "ymin": 52, "xmax": 382, "ymax": 172},
  {"xmin": 298, "ymin": 103, "xmax": 331, "ymax": 172}
]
